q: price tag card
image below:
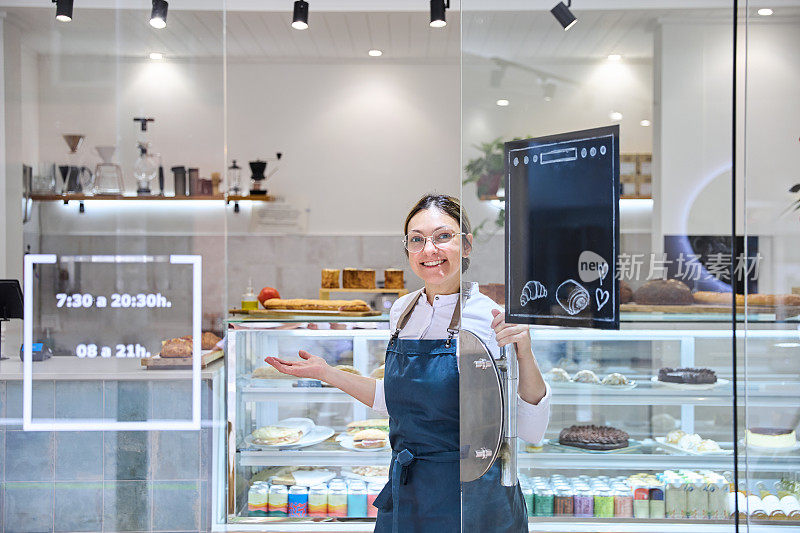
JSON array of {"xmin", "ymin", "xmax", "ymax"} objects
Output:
[{"xmin": 22, "ymin": 254, "xmax": 202, "ymax": 431}]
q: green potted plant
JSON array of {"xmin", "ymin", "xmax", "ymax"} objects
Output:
[{"xmin": 463, "ymin": 137, "xmax": 505, "ymax": 200}]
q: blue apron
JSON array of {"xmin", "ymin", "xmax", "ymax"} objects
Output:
[{"xmin": 372, "ymin": 290, "xmax": 528, "ymax": 532}]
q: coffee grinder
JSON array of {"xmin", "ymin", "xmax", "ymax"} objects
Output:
[{"xmin": 249, "ymin": 152, "xmax": 282, "ymax": 195}]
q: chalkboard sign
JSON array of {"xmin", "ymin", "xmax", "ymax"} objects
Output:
[{"xmin": 505, "ymin": 125, "xmax": 620, "ymax": 329}]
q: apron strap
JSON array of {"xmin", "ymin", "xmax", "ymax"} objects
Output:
[{"xmin": 390, "ymin": 288, "xmax": 462, "ymax": 347}]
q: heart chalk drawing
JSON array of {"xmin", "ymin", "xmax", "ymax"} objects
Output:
[{"xmin": 595, "ymin": 288, "xmax": 610, "ymax": 311}]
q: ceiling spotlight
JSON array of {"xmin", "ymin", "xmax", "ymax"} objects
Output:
[
  {"xmin": 609, "ymin": 111, "xmax": 623, "ymax": 121},
  {"xmin": 292, "ymin": 1, "xmax": 309, "ymax": 30},
  {"xmin": 496, "ymin": 99, "xmax": 510, "ymax": 107},
  {"xmin": 757, "ymin": 8, "xmax": 773, "ymax": 16},
  {"xmin": 430, "ymin": 0, "xmax": 449, "ymax": 28},
  {"xmin": 543, "ymin": 82, "xmax": 556, "ymax": 101},
  {"xmin": 551, "ymin": 1, "xmax": 577, "ymax": 31},
  {"xmin": 149, "ymin": 52, "xmax": 164, "ymax": 60},
  {"xmin": 150, "ymin": 0, "xmax": 168, "ymax": 29},
  {"xmin": 607, "ymin": 54, "xmax": 622, "ymax": 61},
  {"xmin": 640, "ymin": 119, "xmax": 651, "ymax": 127},
  {"xmin": 53, "ymin": 0, "xmax": 73, "ymax": 22},
  {"xmin": 368, "ymin": 49, "xmax": 383, "ymax": 57}
]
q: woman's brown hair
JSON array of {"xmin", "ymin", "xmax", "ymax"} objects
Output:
[{"xmin": 403, "ymin": 193, "xmax": 472, "ymax": 272}]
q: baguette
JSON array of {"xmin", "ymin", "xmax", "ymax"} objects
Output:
[
  {"xmin": 261, "ymin": 298, "xmax": 371, "ymax": 312},
  {"xmin": 693, "ymin": 291, "xmax": 800, "ymax": 307}
]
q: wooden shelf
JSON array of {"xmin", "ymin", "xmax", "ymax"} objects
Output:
[
  {"xmin": 27, "ymin": 193, "xmax": 275, "ymax": 202},
  {"xmin": 319, "ymin": 287, "xmax": 409, "ymax": 300}
]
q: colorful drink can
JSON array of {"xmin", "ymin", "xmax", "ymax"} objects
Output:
[
  {"xmin": 248, "ymin": 484, "xmax": 269, "ymax": 517},
  {"xmin": 347, "ymin": 481, "xmax": 368, "ymax": 517},
  {"xmin": 706, "ymin": 481, "xmax": 728, "ymax": 520},
  {"xmin": 308, "ymin": 484, "xmax": 328, "ymax": 517},
  {"xmin": 522, "ymin": 486, "xmax": 534, "ymax": 517},
  {"xmin": 554, "ymin": 488, "xmax": 574, "ymax": 516},
  {"xmin": 574, "ymin": 489, "xmax": 594, "ymax": 518},
  {"xmin": 613, "ymin": 487, "xmax": 634, "ymax": 518},
  {"xmin": 594, "ymin": 490, "xmax": 614, "ymax": 518},
  {"xmin": 367, "ymin": 483, "xmax": 383, "ymax": 518},
  {"xmin": 534, "ymin": 488, "xmax": 554, "ymax": 517},
  {"xmin": 633, "ymin": 485, "xmax": 650, "ymax": 519},
  {"xmin": 288, "ymin": 485, "xmax": 308, "ymax": 517},
  {"xmin": 268, "ymin": 484, "xmax": 288, "ymax": 517},
  {"xmin": 327, "ymin": 486, "xmax": 348, "ymax": 517},
  {"xmin": 650, "ymin": 484, "xmax": 666, "ymax": 519}
]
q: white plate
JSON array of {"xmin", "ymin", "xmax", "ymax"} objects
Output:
[
  {"xmin": 337, "ymin": 433, "xmax": 390, "ymax": 452},
  {"xmin": 548, "ymin": 380, "xmax": 637, "ymax": 391},
  {"xmin": 245, "ymin": 418, "xmax": 321, "ymax": 449},
  {"xmin": 655, "ymin": 437, "xmax": 732, "ymax": 455},
  {"xmin": 738, "ymin": 439, "xmax": 800, "ymax": 453},
  {"xmin": 650, "ymin": 376, "xmax": 729, "ymax": 390}
]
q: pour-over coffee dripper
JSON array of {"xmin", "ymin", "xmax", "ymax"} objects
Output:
[
  {"xmin": 94, "ymin": 145, "xmax": 124, "ymax": 194},
  {"xmin": 63, "ymin": 134, "xmax": 85, "ymax": 154},
  {"xmin": 60, "ymin": 134, "xmax": 92, "ymax": 195}
]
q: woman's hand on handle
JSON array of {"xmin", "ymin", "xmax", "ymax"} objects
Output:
[
  {"xmin": 264, "ymin": 350, "xmax": 329, "ymax": 381},
  {"xmin": 264, "ymin": 350, "xmax": 377, "ymax": 408},
  {"xmin": 490, "ymin": 309, "xmax": 546, "ymax": 406}
]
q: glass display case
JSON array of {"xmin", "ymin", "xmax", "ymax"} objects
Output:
[{"xmin": 223, "ymin": 313, "xmax": 800, "ymax": 531}]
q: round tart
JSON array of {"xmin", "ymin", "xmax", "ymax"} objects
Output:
[
  {"xmin": 658, "ymin": 367, "xmax": 717, "ymax": 384},
  {"xmin": 558, "ymin": 424, "xmax": 630, "ymax": 451}
]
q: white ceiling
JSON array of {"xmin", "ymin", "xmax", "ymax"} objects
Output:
[{"xmin": 2, "ymin": 5, "xmax": 798, "ymax": 61}]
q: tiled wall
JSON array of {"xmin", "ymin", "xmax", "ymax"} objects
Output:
[{"xmin": 0, "ymin": 379, "xmax": 215, "ymax": 533}]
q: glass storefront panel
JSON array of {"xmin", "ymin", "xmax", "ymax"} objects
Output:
[{"xmin": 742, "ymin": 3, "xmax": 800, "ymax": 530}]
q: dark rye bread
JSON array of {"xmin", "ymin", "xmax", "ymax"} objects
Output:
[
  {"xmin": 658, "ymin": 367, "xmax": 717, "ymax": 384},
  {"xmin": 633, "ymin": 279, "xmax": 693, "ymax": 305},
  {"xmin": 558, "ymin": 425, "xmax": 630, "ymax": 451}
]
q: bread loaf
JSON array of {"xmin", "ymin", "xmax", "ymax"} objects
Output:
[
  {"xmin": 620, "ymin": 280, "xmax": 633, "ymax": 304},
  {"xmin": 321, "ymin": 269, "xmax": 340, "ymax": 289},
  {"xmin": 161, "ymin": 337, "xmax": 192, "ymax": 358},
  {"xmin": 693, "ymin": 291, "xmax": 744, "ymax": 305},
  {"xmin": 261, "ymin": 298, "xmax": 371, "ymax": 312},
  {"xmin": 693, "ymin": 292, "xmax": 800, "ymax": 307},
  {"xmin": 384, "ymin": 269, "xmax": 404, "ymax": 289},
  {"xmin": 201, "ymin": 332, "xmax": 222, "ymax": 350},
  {"xmin": 633, "ymin": 279, "xmax": 693, "ymax": 305},
  {"xmin": 343, "ymin": 268, "xmax": 376, "ymax": 289}
]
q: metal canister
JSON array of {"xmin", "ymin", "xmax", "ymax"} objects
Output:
[
  {"xmin": 308, "ymin": 484, "xmax": 328, "ymax": 517},
  {"xmin": 268, "ymin": 484, "xmax": 288, "ymax": 517},
  {"xmin": 594, "ymin": 489, "xmax": 614, "ymax": 518},
  {"xmin": 347, "ymin": 481, "xmax": 368, "ymax": 517},
  {"xmin": 288, "ymin": 485, "xmax": 308, "ymax": 517},
  {"xmin": 554, "ymin": 487, "xmax": 574, "ymax": 516},
  {"xmin": 534, "ymin": 487, "xmax": 554, "ymax": 517}
]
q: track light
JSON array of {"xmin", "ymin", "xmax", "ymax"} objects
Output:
[
  {"xmin": 292, "ymin": 1, "xmax": 309, "ymax": 30},
  {"xmin": 551, "ymin": 1, "xmax": 577, "ymax": 30},
  {"xmin": 150, "ymin": 0, "xmax": 168, "ymax": 29},
  {"xmin": 53, "ymin": 0, "xmax": 73, "ymax": 22},
  {"xmin": 430, "ymin": 0, "xmax": 449, "ymax": 28}
]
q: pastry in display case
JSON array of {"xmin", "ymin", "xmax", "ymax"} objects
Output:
[{"xmin": 223, "ymin": 312, "xmax": 800, "ymax": 530}]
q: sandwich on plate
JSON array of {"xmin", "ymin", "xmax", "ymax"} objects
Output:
[
  {"xmin": 352, "ymin": 429, "xmax": 389, "ymax": 450},
  {"xmin": 347, "ymin": 418, "xmax": 390, "ymax": 435},
  {"xmin": 252, "ymin": 425, "xmax": 304, "ymax": 446}
]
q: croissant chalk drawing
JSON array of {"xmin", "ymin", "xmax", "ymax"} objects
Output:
[
  {"xmin": 520, "ymin": 280, "xmax": 547, "ymax": 306},
  {"xmin": 556, "ymin": 279, "xmax": 590, "ymax": 315}
]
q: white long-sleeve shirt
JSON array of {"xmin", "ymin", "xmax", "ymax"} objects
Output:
[{"xmin": 372, "ymin": 282, "xmax": 551, "ymax": 444}]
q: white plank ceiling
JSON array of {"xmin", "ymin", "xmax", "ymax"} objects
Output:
[{"xmin": 3, "ymin": 6, "xmax": 797, "ymax": 61}]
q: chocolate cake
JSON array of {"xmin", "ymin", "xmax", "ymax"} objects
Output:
[
  {"xmin": 658, "ymin": 367, "xmax": 717, "ymax": 384},
  {"xmin": 633, "ymin": 279, "xmax": 693, "ymax": 305},
  {"xmin": 558, "ymin": 425, "xmax": 630, "ymax": 451}
]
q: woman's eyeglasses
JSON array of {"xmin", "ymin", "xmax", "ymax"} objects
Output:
[{"xmin": 403, "ymin": 229, "xmax": 465, "ymax": 253}]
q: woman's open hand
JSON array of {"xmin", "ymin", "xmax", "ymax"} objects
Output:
[
  {"xmin": 490, "ymin": 308, "xmax": 532, "ymax": 351},
  {"xmin": 264, "ymin": 350, "xmax": 330, "ymax": 381}
]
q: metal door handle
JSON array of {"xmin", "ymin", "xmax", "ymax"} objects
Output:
[
  {"xmin": 475, "ymin": 447, "xmax": 492, "ymax": 459},
  {"xmin": 474, "ymin": 358, "xmax": 492, "ymax": 369}
]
